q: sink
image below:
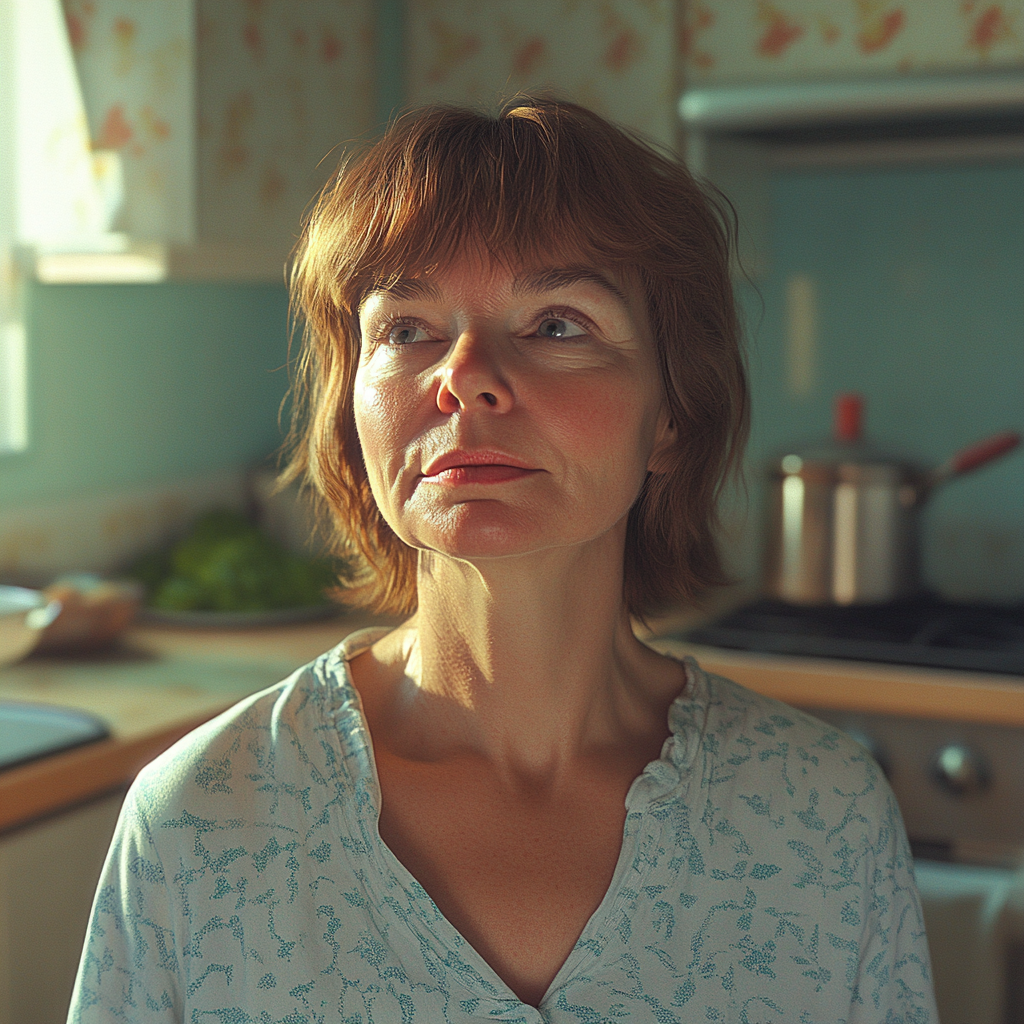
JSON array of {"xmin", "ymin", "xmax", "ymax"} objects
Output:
[{"xmin": 0, "ymin": 701, "xmax": 109, "ymax": 771}]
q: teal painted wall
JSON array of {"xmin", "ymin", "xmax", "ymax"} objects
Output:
[
  {"xmin": 0, "ymin": 281, "xmax": 291, "ymax": 507},
  {"xmin": 376, "ymin": 0, "xmax": 404, "ymax": 127},
  {"xmin": 738, "ymin": 160, "xmax": 1024, "ymax": 599}
]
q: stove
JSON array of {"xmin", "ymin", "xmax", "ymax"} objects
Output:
[{"xmin": 684, "ymin": 596, "xmax": 1024, "ymax": 676}]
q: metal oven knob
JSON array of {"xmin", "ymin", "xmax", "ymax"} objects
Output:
[{"xmin": 931, "ymin": 743, "xmax": 991, "ymax": 796}]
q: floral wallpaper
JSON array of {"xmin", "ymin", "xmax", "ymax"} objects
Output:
[
  {"xmin": 406, "ymin": 0, "xmax": 1022, "ymax": 152},
  {"xmin": 682, "ymin": 0, "xmax": 1024, "ymax": 83},
  {"xmin": 405, "ymin": 0, "xmax": 682, "ymax": 151},
  {"xmin": 195, "ymin": 0, "xmax": 376, "ymax": 254},
  {"xmin": 62, "ymin": 0, "xmax": 376, "ymax": 253}
]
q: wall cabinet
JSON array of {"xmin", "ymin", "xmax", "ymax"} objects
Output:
[{"xmin": 681, "ymin": 1, "xmax": 1024, "ymax": 86}]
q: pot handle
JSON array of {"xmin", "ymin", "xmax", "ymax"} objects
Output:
[{"xmin": 929, "ymin": 430, "xmax": 1021, "ymax": 488}]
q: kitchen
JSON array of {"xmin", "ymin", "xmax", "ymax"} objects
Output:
[{"xmin": 1, "ymin": 1, "xmax": 1023, "ymax": 1022}]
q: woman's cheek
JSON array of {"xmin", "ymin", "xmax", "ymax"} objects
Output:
[
  {"xmin": 356, "ymin": 370, "xmax": 418, "ymax": 452},
  {"xmin": 354, "ymin": 379, "xmax": 409, "ymax": 500},
  {"xmin": 546, "ymin": 377, "xmax": 654, "ymax": 456}
]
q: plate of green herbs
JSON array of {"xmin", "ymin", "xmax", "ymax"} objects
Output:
[{"xmin": 127, "ymin": 509, "xmax": 345, "ymax": 627}]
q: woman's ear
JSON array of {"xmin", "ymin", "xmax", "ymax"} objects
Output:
[{"xmin": 647, "ymin": 411, "xmax": 678, "ymax": 475}]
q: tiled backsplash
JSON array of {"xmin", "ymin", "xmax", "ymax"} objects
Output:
[
  {"xmin": 735, "ymin": 159, "xmax": 1024, "ymax": 602},
  {"xmin": 1, "ymin": 279, "xmax": 290, "ymax": 512},
  {"xmin": 0, "ymin": 468, "xmax": 246, "ymax": 586}
]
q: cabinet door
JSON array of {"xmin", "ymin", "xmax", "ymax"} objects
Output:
[
  {"xmin": 0, "ymin": 789, "xmax": 126, "ymax": 1024},
  {"xmin": 681, "ymin": 2, "xmax": 1023, "ymax": 85}
]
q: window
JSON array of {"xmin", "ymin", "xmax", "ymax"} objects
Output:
[{"xmin": 0, "ymin": 0, "xmax": 153, "ymax": 452}]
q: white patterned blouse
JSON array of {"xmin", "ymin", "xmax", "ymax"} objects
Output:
[{"xmin": 69, "ymin": 628, "xmax": 937, "ymax": 1023}]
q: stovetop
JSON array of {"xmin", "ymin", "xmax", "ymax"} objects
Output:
[{"xmin": 683, "ymin": 596, "xmax": 1024, "ymax": 676}]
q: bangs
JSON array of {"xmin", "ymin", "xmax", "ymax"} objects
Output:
[{"xmin": 306, "ymin": 100, "xmax": 698, "ymax": 312}]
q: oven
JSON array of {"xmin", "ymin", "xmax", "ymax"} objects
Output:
[{"xmin": 651, "ymin": 597, "xmax": 1024, "ymax": 1024}]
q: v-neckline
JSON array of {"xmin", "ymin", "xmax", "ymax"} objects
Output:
[{"xmin": 326, "ymin": 627, "xmax": 693, "ymax": 1011}]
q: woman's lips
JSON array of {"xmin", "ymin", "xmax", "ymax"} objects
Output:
[
  {"xmin": 421, "ymin": 464, "xmax": 537, "ymax": 485},
  {"xmin": 419, "ymin": 450, "xmax": 539, "ymax": 485}
]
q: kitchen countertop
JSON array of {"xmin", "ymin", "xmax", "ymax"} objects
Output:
[
  {"xmin": 650, "ymin": 637, "xmax": 1024, "ymax": 726},
  {"xmin": 2, "ymin": 607, "xmax": 1022, "ymax": 834},
  {"xmin": 0, "ymin": 611, "xmax": 394, "ymax": 834}
]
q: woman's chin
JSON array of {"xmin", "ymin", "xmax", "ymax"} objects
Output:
[
  {"xmin": 415, "ymin": 527, "xmax": 549, "ymax": 562},
  {"xmin": 405, "ymin": 505, "xmax": 627, "ymax": 565},
  {"xmin": 406, "ymin": 508, "xmax": 569, "ymax": 562}
]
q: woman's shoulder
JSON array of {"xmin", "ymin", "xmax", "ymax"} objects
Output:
[
  {"xmin": 672, "ymin": 658, "xmax": 897, "ymax": 822},
  {"xmin": 128, "ymin": 628, "xmax": 387, "ymax": 820},
  {"xmin": 685, "ymin": 658, "xmax": 877, "ymax": 761},
  {"xmin": 656, "ymin": 660, "xmax": 919, "ymax": 949}
]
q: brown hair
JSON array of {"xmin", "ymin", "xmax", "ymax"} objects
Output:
[{"xmin": 283, "ymin": 96, "xmax": 748, "ymax": 618}]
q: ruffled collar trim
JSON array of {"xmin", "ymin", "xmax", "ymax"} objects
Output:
[{"xmin": 324, "ymin": 627, "xmax": 707, "ymax": 810}]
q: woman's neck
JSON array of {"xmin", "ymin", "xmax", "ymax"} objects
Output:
[{"xmin": 378, "ymin": 526, "xmax": 685, "ymax": 785}]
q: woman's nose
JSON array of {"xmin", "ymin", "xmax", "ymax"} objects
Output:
[{"xmin": 436, "ymin": 331, "xmax": 514, "ymax": 414}]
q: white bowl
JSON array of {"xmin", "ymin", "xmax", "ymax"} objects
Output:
[{"xmin": 0, "ymin": 586, "xmax": 62, "ymax": 666}]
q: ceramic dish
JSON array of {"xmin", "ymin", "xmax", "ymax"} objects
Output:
[{"xmin": 0, "ymin": 586, "xmax": 63, "ymax": 665}]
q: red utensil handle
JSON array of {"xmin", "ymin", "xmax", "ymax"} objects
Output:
[{"xmin": 949, "ymin": 431, "xmax": 1021, "ymax": 476}]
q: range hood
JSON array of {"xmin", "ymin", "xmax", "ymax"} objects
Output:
[
  {"xmin": 679, "ymin": 69, "xmax": 1024, "ymax": 141},
  {"xmin": 677, "ymin": 69, "xmax": 1024, "ymax": 277}
]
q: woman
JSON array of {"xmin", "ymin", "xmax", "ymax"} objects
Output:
[{"xmin": 70, "ymin": 99, "xmax": 936, "ymax": 1022}]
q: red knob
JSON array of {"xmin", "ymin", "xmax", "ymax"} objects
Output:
[{"xmin": 834, "ymin": 393, "xmax": 863, "ymax": 443}]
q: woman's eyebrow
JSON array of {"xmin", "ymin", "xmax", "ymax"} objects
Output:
[
  {"xmin": 512, "ymin": 268, "xmax": 628, "ymax": 306},
  {"xmin": 362, "ymin": 278, "xmax": 444, "ymax": 304},
  {"xmin": 360, "ymin": 268, "xmax": 628, "ymax": 309}
]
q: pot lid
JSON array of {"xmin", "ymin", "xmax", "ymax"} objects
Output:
[{"xmin": 770, "ymin": 394, "xmax": 923, "ymax": 477}]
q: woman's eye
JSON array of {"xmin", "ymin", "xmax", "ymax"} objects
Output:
[
  {"xmin": 536, "ymin": 317, "xmax": 586, "ymax": 339},
  {"xmin": 387, "ymin": 323, "xmax": 430, "ymax": 345}
]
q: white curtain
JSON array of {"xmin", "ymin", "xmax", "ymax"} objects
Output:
[
  {"xmin": 6, "ymin": 0, "xmax": 120, "ymax": 248},
  {"xmin": 0, "ymin": 0, "xmax": 133, "ymax": 450}
]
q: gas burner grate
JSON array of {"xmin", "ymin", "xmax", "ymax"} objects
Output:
[{"xmin": 683, "ymin": 597, "xmax": 1024, "ymax": 676}]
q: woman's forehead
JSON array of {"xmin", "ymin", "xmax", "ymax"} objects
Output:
[{"xmin": 359, "ymin": 243, "xmax": 641, "ymax": 309}]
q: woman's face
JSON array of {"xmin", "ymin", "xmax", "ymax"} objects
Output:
[{"xmin": 353, "ymin": 252, "xmax": 675, "ymax": 561}]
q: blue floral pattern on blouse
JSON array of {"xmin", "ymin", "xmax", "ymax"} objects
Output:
[{"xmin": 69, "ymin": 628, "xmax": 936, "ymax": 1023}]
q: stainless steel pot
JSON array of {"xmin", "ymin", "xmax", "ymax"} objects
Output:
[{"xmin": 762, "ymin": 394, "xmax": 1021, "ymax": 606}]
